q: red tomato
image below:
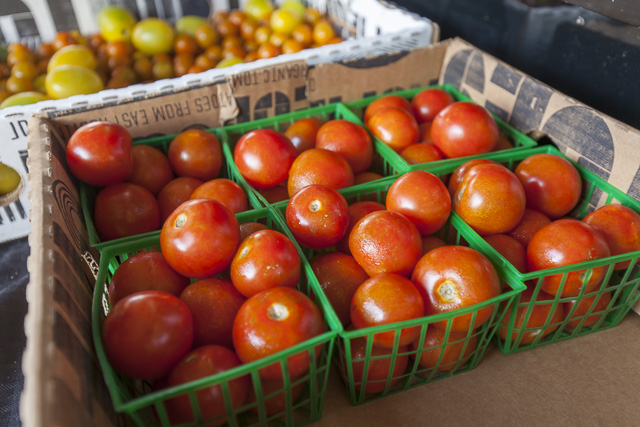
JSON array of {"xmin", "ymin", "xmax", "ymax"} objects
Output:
[
  {"xmin": 408, "ymin": 325, "xmax": 477, "ymax": 371},
  {"xmin": 190, "ymin": 178, "xmax": 249, "ymax": 214},
  {"xmin": 484, "ymin": 234, "xmax": 528, "ymax": 274},
  {"xmin": 349, "ymin": 210, "xmax": 422, "ymax": 277},
  {"xmin": 157, "ymin": 176, "xmax": 203, "ymax": 222},
  {"xmin": 386, "ymin": 170, "xmax": 451, "ymax": 236},
  {"xmin": 165, "ymin": 345, "xmax": 250, "ymax": 426},
  {"xmin": 336, "ymin": 200, "xmax": 386, "ymax": 254},
  {"xmin": 431, "ymin": 102, "xmax": 498, "ymax": 158},
  {"xmin": 126, "ymin": 145, "xmax": 174, "ymax": 195},
  {"xmin": 239, "ymin": 221, "xmax": 270, "ymax": 241},
  {"xmin": 411, "ymin": 88, "xmax": 454, "ymax": 123},
  {"xmin": 232, "ymin": 287, "xmax": 324, "ymax": 380},
  {"xmin": 234, "ymin": 129, "xmax": 297, "ymax": 189},
  {"xmin": 399, "ymin": 142, "xmax": 442, "ymax": 166},
  {"xmin": 160, "ymin": 199, "xmax": 241, "ymax": 279},
  {"xmin": 230, "ymin": 229, "xmax": 301, "ymax": 297},
  {"xmin": 247, "ymin": 376, "xmax": 306, "ymax": 416},
  {"xmin": 583, "ymin": 204, "xmax": 640, "ymax": 270},
  {"xmin": 66, "ymin": 121, "xmax": 133, "ymax": 187},
  {"xmin": 168, "ymin": 129, "xmax": 223, "ymax": 181},
  {"xmin": 363, "ymin": 94, "xmax": 412, "ymax": 125},
  {"xmin": 94, "ymin": 182, "xmax": 160, "ymax": 241},
  {"xmin": 180, "ymin": 278, "xmax": 246, "ymax": 348},
  {"xmin": 499, "ymin": 287, "xmax": 564, "ymax": 344},
  {"xmin": 447, "ymin": 158, "xmax": 501, "ymax": 198},
  {"xmin": 564, "ymin": 290, "xmax": 612, "ymax": 330},
  {"xmin": 507, "ymin": 208, "xmax": 552, "ymax": 249},
  {"xmin": 285, "ymin": 117, "xmax": 322, "ymax": 154},
  {"xmin": 351, "ymin": 273, "xmax": 424, "ymax": 348},
  {"xmin": 368, "ymin": 107, "xmax": 419, "ymax": 152},
  {"xmin": 421, "ymin": 235, "xmax": 447, "ymax": 256},
  {"xmin": 354, "ymin": 171, "xmax": 384, "ymax": 185},
  {"xmin": 285, "ymin": 184, "xmax": 350, "ymax": 249},
  {"xmin": 412, "ymin": 246, "xmax": 501, "ymax": 332},
  {"xmin": 287, "ymin": 148, "xmax": 354, "ymax": 197},
  {"xmin": 109, "ymin": 251, "xmax": 190, "ymax": 305},
  {"xmin": 102, "ymin": 291, "xmax": 193, "ymax": 380},
  {"xmin": 316, "ymin": 119, "xmax": 373, "ymax": 174},
  {"xmin": 257, "ymin": 183, "xmax": 290, "ymax": 204}
]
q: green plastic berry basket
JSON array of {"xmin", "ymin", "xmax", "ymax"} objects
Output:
[
  {"xmin": 273, "ymin": 177, "xmax": 526, "ymax": 406},
  {"xmin": 345, "ymin": 83, "xmax": 538, "ymax": 173},
  {"xmin": 92, "ymin": 207, "xmax": 341, "ymax": 426},
  {"xmin": 423, "ymin": 145, "xmax": 640, "ymax": 354},
  {"xmin": 81, "ymin": 127, "xmax": 263, "ymax": 253},
  {"xmin": 220, "ymin": 102, "xmax": 407, "ymax": 208}
]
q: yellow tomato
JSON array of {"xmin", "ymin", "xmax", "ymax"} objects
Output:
[
  {"xmin": 0, "ymin": 163, "xmax": 21, "ymax": 196},
  {"xmin": 98, "ymin": 6, "xmax": 136, "ymax": 42},
  {"xmin": 244, "ymin": 0, "xmax": 274, "ymax": 22},
  {"xmin": 270, "ymin": 8, "xmax": 302, "ymax": 35},
  {"xmin": 45, "ymin": 65, "xmax": 104, "ymax": 99},
  {"xmin": 215, "ymin": 57, "xmax": 243, "ymax": 68},
  {"xmin": 0, "ymin": 91, "xmax": 47, "ymax": 108},
  {"xmin": 47, "ymin": 45, "xmax": 97, "ymax": 72},
  {"xmin": 175, "ymin": 15, "xmax": 208, "ymax": 36},
  {"xmin": 132, "ymin": 18, "xmax": 175, "ymax": 55}
]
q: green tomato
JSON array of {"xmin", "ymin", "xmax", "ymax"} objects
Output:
[
  {"xmin": 215, "ymin": 57, "xmax": 243, "ymax": 68},
  {"xmin": 270, "ymin": 8, "xmax": 302, "ymax": 35},
  {"xmin": 0, "ymin": 91, "xmax": 47, "ymax": 109},
  {"xmin": 244, "ymin": 0, "xmax": 275, "ymax": 21},
  {"xmin": 0, "ymin": 163, "xmax": 21, "ymax": 196},
  {"xmin": 47, "ymin": 45, "xmax": 96, "ymax": 72},
  {"xmin": 98, "ymin": 6, "xmax": 136, "ymax": 42},
  {"xmin": 132, "ymin": 18, "xmax": 175, "ymax": 55},
  {"xmin": 45, "ymin": 66, "xmax": 104, "ymax": 99},
  {"xmin": 280, "ymin": 0, "xmax": 306, "ymax": 18},
  {"xmin": 175, "ymin": 15, "xmax": 208, "ymax": 36}
]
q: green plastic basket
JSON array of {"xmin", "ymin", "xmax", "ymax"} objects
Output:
[
  {"xmin": 345, "ymin": 84, "xmax": 538, "ymax": 173},
  {"xmin": 220, "ymin": 102, "xmax": 406, "ymax": 208},
  {"xmin": 82, "ymin": 127, "xmax": 262, "ymax": 253},
  {"xmin": 423, "ymin": 145, "xmax": 640, "ymax": 354},
  {"xmin": 91, "ymin": 207, "xmax": 340, "ymax": 426},
  {"xmin": 274, "ymin": 178, "xmax": 526, "ymax": 405}
]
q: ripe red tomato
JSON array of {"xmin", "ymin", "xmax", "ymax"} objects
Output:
[
  {"xmin": 564, "ymin": 290, "xmax": 612, "ymax": 330},
  {"xmin": 157, "ymin": 176, "xmax": 203, "ymax": 222},
  {"xmin": 126, "ymin": 145, "xmax": 174, "ymax": 195},
  {"xmin": 447, "ymin": 158, "xmax": 501, "ymax": 198},
  {"xmin": 94, "ymin": 182, "xmax": 160, "ymax": 241},
  {"xmin": 232, "ymin": 287, "xmax": 324, "ymax": 380},
  {"xmin": 239, "ymin": 221, "xmax": 270, "ymax": 241},
  {"xmin": 234, "ymin": 129, "xmax": 297, "ymax": 189},
  {"xmin": 368, "ymin": 107, "xmax": 419, "ymax": 152},
  {"xmin": 507, "ymin": 208, "xmax": 551, "ymax": 249},
  {"xmin": 527, "ymin": 219, "xmax": 611, "ymax": 297},
  {"xmin": 431, "ymin": 102, "xmax": 499, "ymax": 158},
  {"xmin": 109, "ymin": 251, "xmax": 190, "ymax": 305},
  {"xmin": 351, "ymin": 273, "xmax": 424, "ymax": 348},
  {"xmin": 190, "ymin": 178, "xmax": 248, "ymax": 214},
  {"xmin": 354, "ymin": 171, "xmax": 384, "ymax": 185},
  {"xmin": 363, "ymin": 94, "xmax": 412, "ymax": 125},
  {"xmin": 399, "ymin": 142, "xmax": 442, "ymax": 166},
  {"xmin": 421, "ymin": 236, "xmax": 447, "ymax": 256},
  {"xmin": 179, "ymin": 278, "xmax": 246, "ymax": 348},
  {"xmin": 336, "ymin": 200, "xmax": 386, "ymax": 254},
  {"xmin": 247, "ymin": 377, "xmax": 306, "ymax": 416},
  {"xmin": 412, "ymin": 246, "xmax": 501, "ymax": 332},
  {"xmin": 411, "ymin": 88, "xmax": 454, "ymax": 123},
  {"xmin": 287, "ymin": 148, "xmax": 354, "ymax": 197},
  {"xmin": 583, "ymin": 204, "xmax": 640, "ymax": 270},
  {"xmin": 285, "ymin": 117, "xmax": 322, "ymax": 154},
  {"xmin": 386, "ymin": 170, "xmax": 451, "ymax": 237},
  {"xmin": 66, "ymin": 121, "xmax": 133, "ymax": 187},
  {"xmin": 165, "ymin": 345, "xmax": 250, "ymax": 426},
  {"xmin": 514, "ymin": 153, "xmax": 582, "ymax": 219},
  {"xmin": 484, "ymin": 234, "xmax": 528, "ymax": 273},
  {"xmin": 316, "ymin": 119, "xmax": 373, "ymax": 174},
  {"xmin": 285, "ymin": 184, "xmax": 350, "ymax": 249},
  {"xmin": 102, "ymin": 291, "xmax": 193, "ymax": 380},
  {"xmin": 230, "ymin": 229, "xmax": 301, "ymax": 297},
  {"xmin": 168, "ymin": 129, "xmax": 223, "ymax": 181},
  {"xmin": 257, "ymin": 184, "xmax": 290, "ymax": 204},
  {"xmin": 408, "ymin": 325, "xmax": 477, "ymax": 372},
  {"xmin": 349, "ymin": 210, "xmax": 422, "ymax": 277},
  {"xmin": 499, "ymin": 287, "xmax": 564, "ymax": 344},
  {"xmin": 160, "ymin": 198, "xmax": 240, "ymax": 279}
]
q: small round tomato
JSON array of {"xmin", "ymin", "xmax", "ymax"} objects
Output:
[
  {"xmin": 368, "ymin": 107, "xmax": 419, "ymax": 152},
  {"xmin": 234, "ymin": 129, "xmax": 297, "ymax": 189},
  {"xmin": 126, "ymin": 145, "xmax": 174, "ymax": 195},
  {"xmin": 564, "ymin": 290, "xmax": 612, "ymax": 330},
  {"xmin": 421, "ymin": 236, "xmax": 447, "ymax": 255},
  {"xmin": 157, "ymin": 176, "xmax": 203, "ymax": 222},
  {"xmin": 349, "ymin": 210, "xmax": 422, "ymax": 277},
  {"xmin": 160, "ymin": 198, "xmax": 241, "ymax": 279},
  {"xmin": 239, "ymin": 221, "xmax": 270, "ymax": 241},
  {"xmin": 408, "ymin": 325, "xmax": 477, "ymax": 372},
  {"xmin": 287, "ymin": 148, "xmax": 354, "ymax": 197},
  {"xmin": 316, "ymin": 119, "xmax": 373, "ymax": 174},
  {"xmin": 286, "ymin": 184, "xmax": 350, "ymax": 249},
  {"xmin": 165, "ymin": 345, "xmax": 249, "ymax": 426},
  {"xmin": 507, "ymin": 208, "xmax": 552, "ymax": 249},
  {"xmin": 412, "ymin": 246, "xmax": 501, "ymax": 332},
  {"xmin": 230, "ymin": 229, "xmax": 301, "ymax": 297},
  {"xmin": 583, "ymin": 204, "xmax": 640, "ymax": 270},
  {"xmin": 66, "ymin": 121, "xmax": 132, "ymax": 187},
  {"xmin": 363, "ymin": 95, "xmax": 412, "ymax": 125},
  {"xmin": 514, "ymin": 153, "xmax": 582, "ymax": 219},
  {"xmin": 354, "ymin": 171, "xmax": 384, "ymax": 185},
  {"xmin": 386, "ymin": 170, "xmax": 451, "ymax": 237},
  {"xmin": 484, "ymin": 234, "xmax": 528, "ymax": 273},
  {"xmin": 310, "ymin": 252, "xmax": 369, "ymax": 326},
  {"xmin": 431, "ymin": 102, "xmax": 498, "ymax": 158},
  {"xmin": 190, "ymin": 178, "xmax": 248, "ymax": 214},
  {"xmin": 351, "ymin": 273, "xmax": 424, "ymax": 348},
  {"xmin": 109, "ymin": 251, "xmax": 190, "ymax": 305},
  {"xmin": 499, "ymin": 287, "xmax": 564, "ymax": 345},
  {"xmin": 447, "ymin": 158, "xmax": 501, "ymax": 198},
  {"xmin": 399, "ymin": 143, "xmax": 442, "ymax": 166},
  {"xmin": 336, "ymin": 200, "xmax": 386, "ymax": 254},
  {"xmin": 168, "ymin": 129, "xmax": 223, "ymax": 181},
  {"xmin": 94, "ymin": 183, "xmax": 160, "ymax": 241},
  {"xmin": 285, "ymin": 117, "xmax": 322, "ymax": 154},
  {"xmin": 132, "ymin": 18, "xmax": 175, "ymax": 55},
  {"xmin": 527, "ymin": 219, "xmax": 611, "ymax": 297},
  {"xmin": 257, "ymin": 183, "xmax": 290, "ymax": 204},
  {"xmin": 102, "ymin": 291, "xmax": 193, "ymax": 380},
  {"xmin": 232, "ymin": 287, "xmax": 324, "ymax": 380},
  {"xmin": 247, "ymin": 377, "xmax": 306, "ymax": 416},
  {"xmin": 411, "ymin": 88, "xmax": 454, "ymax": 123},
  {"xmin": 180, "ymin": 278, "xmax": 246, "ymax": 348}
]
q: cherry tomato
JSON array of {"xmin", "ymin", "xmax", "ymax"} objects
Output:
[
  {"xmin": 239, "ymin": 221, "xmax": 270, "ymax": 241},
  {"xmin": 507, "ymin": 208, "xmax": 552, "ymax": 249},
  {"xmin": 45, "ymin": 65, "xmax": 104, "ymax": 99},
  {"xmin": 168, "ymin": 129, "xmax": 223, "ymax": 181},
  {"xmin": 102, "ymin": 291, "xmax": 193, "ymax": 380},
  {"xmin": 98, "ymin": 6, "xmax": 136, "ymax": 42},
  {"xmin": 132, "ymin": 18, "xmax": 175, "ymax": 55},
  {"xmin": 363, "ymin": 95, "xmax": 413, "ymax": 126},
  {"xmin": 316, "ymin": 119, "xmax": 373, "ymax": 174},
  {"xmin": 399, "ymin": 143, "xmax": 442, "ymax": 166},
  {"xmin": 126, "ymin": 145, "xmax": 173, "ymax": 195},
  {"xmin": 583, "ymin": 204, "xmax": 640, "ymax": 270},
  {"xmin": 336, "ymin": 201, "xmax": 386, "ymax": 255},
  {"xmin": 285, "ymin": 117, "xmax": 322, "ymax": 154},
  {"xmin": 447, "ymin": 158, "xmax": 501, "ymax": 198},
  {"xmin": 368, "ymin": 107, "xmax": 419, "ymax": 152},
  {"xmin": 157, "ymin": 176, "xmax": 203, "ymax": 222},
  {"xmin": 247, "ymin": 376, "xmax": 306, "ymax": 416},
  {"xmin": 190, "ymin": 178, "xmax": 248, "ymax": 214},
  {"xmin": 287, "ymin": 148, "xmax": 354, "ymax": 197},
  {"xmin": 411, "ymin": 88, "xmax": 454, "ymax": 123},
  {"xmin": 408, "ymin": 325, "xmax": 477, "ymax": 371},
  {"xmin": 47, "ymin": 44, "xmax": 96, "ymax": 72}
]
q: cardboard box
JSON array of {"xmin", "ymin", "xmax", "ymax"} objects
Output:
[
  {"xmin": 0, "ymin": 0, "xmax": 436, "ymax": 243},
  {"xmin": 22, "ymin": 37, "xmax": 640, "ymax": 426}
]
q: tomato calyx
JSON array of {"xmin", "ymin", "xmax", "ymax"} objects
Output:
[
  {"xmin": 267, "ymin": 302, "xmax": 290, "ymax": 321},
  {"xmin": 175, "ymin": 213, "xmax": 187, "ymax": 228},
  {"xmin": 309, "ymin": 200, "xmax": 321, "ymax": 212},
  {"xmin": 437, "ymin": 280, "xmax": 459, "ymax": 303}
]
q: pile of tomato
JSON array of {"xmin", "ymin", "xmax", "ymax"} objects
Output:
[{"xmin": 0, "ymin": 0, "xmax": 341, "ymax": 108}]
